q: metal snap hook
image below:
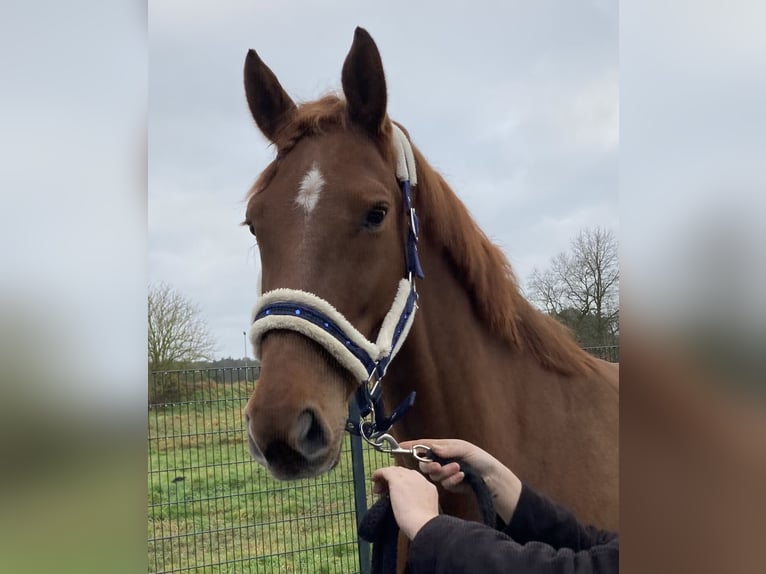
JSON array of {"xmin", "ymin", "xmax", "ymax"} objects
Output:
[{"xmin": 372, "ymin": 433, "xmax": 434, "ymax": 463}]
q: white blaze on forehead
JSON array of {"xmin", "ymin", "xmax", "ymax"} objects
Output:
[{"xmin": 295, "ymin": 162, "xmax": 325, "ymax": 213}]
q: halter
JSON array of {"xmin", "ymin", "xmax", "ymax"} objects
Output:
[{"xmin": 249, "ymin": 124, "xmax": 424, "ymax": 444}]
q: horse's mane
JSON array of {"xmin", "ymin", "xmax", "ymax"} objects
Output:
[
  {"xmin": 249, "ymin": 95, "xmax": 598, "ymax": 376},
  {"xmin": 410, "ymin": 146, "xmax": 598, "ymax": 376}
]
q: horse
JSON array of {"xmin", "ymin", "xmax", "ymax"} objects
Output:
[{"xmin": 242, "ymin": 27, "xmax": 619, "ymax": 531}]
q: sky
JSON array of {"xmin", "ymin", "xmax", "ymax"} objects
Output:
[{"xmin": 149, "ymin": 0, "xmax": 619, "ymax": 360}]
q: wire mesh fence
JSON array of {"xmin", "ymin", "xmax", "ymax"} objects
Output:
[
  {"xmin": 147, "ymin": 367, "xmax": 389, "ymax": 574},
  {"xmin": 583, "ymin": 344, "xmax": 619, "ymax": 363},
  {"xmin": 147, "ymin": 346, "xmax": 617, "ymax": 573}
]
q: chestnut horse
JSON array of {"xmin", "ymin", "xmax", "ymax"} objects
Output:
[{"xmin": 243, "ymin": 28, "xmax": 618, "ymax": 531}]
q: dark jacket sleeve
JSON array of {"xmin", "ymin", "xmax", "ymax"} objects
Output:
[
  {"xmin": 406, "ymin": 484, "xmax": 618, "ymax": 574},
  {"xmin": 504, "ymin": 483, "xmax": 617, "ymax": 550}
]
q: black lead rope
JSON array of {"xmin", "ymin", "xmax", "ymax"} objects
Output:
[
  {"xmin": 357, "ymin": 495, "xmax": 398, "ymax": 574},
  {"xmin": 358, "ymin": 457, "xmax": 496, "ymax": 574}
]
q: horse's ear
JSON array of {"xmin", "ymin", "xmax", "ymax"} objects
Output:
[
  {"xmin": 244, "ymin": 49, "xmax": 296, "ymax": 142},
  {"xmin": 342, "ymin": 27, "xmax": 387, "ymax": 135}
]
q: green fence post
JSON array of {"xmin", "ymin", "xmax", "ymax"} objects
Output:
[{"xmin": 348, "ymin": 403, "xmax": 371, "ymax": 574}]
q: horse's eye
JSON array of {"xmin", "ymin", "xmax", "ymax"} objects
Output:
[
  {"xmin": 365, "ymin": 206, "xmax": 388, "ymax": 228},
  {"xmin": 248, "ymin": 223, "xmax": 256, "ymax": 236}
]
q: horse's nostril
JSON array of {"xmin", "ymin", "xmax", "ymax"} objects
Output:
[
  {"xmin": 294, "ymin": 409, "xmax": 328, "ymax": 459},
  {"xmin": 305, "ymin": 412, "xmax": 322, "ymax": 442}
]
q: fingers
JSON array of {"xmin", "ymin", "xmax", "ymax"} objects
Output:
[
  {"xmin": 416, "ymin": 460, "xmax": 465, "ymax": 491},
  {"xmin": 399, "ymin": 438, "xmax": 448, "ymax": 451},
  {"xmin": 418, "ymin": 460, "xmax": 460, "ymax": 480},
  {"xmin": 441, "ymin": 470, "xmax": 465, "ymax": 491},
  {"xmin": 372, "ymin": 466, "xmax": 427, "ymax": 494},
  {"xmin": 371, "ymin": 466, "xmax": 395, "ymax": 494},
  {"xmin": 371, "ymin": 478, "xmax": 386, "ymax": 495},
  {"xmin": 398, "ymin": 439, "xmax": 440, "ymax": 449}
]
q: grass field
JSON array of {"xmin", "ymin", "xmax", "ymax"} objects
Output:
[{"xmin": 148, "ymin": 374, "xmax": 389, "ymax": 574}]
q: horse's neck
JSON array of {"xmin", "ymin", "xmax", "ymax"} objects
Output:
[{"xmin": 385, "ymin": 234, "xmax": 531, "ymax": 444}]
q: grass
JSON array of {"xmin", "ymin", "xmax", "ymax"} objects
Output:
[{"xmin": 148, "ymin": 376, "xmax": 389, "ymax": 574}]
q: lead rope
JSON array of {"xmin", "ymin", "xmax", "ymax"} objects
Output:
[{"xmin": 358, "ymin": 456, "xmax": 496, "ymax": 574}]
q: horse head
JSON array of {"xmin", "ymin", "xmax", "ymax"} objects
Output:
[{"xmin": 243, "ymin": 28, "xmax": 415, "ymax": 480}]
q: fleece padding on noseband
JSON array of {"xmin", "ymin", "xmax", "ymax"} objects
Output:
[
  {"xmin": 374, "ymin": 278, "xmax": 416, "ymax": 360},
  {"xmin": 250, "ymin": 279, "xmax": 416, "ymax": 384}
]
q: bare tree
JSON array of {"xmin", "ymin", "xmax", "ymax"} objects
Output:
[
  {"xmin": 527, "ymin": 228, "xmax": 619, "ymax": 346},
  {"xmin": 528, "ymin": 259, "xmax": 566, "ymax": 316},
  {"xmin": 148, "ymin": 282, "xmax": 216, "ymax": 371}
]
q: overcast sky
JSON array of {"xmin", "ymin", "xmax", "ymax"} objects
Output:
[{"xmin": 149, "ymin": 0, "xmax": 618, "ymax": 360}]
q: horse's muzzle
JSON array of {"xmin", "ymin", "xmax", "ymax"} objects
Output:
[{"xmin": 245, "ymin": 408, "xmax": 338, "ymax": 480}]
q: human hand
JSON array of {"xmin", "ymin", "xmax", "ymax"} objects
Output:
[
  {"xmin": 399, "ymin": 439, "xmax": 522, "ymax": 523},
  {"xmin": 371, "ymin": 466, "xmax": 439, "ymax": 540}
]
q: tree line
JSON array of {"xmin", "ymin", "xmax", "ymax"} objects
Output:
[{"xmin": 526, "ymin": 227, "xmax": 619, "ymax": 348}]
